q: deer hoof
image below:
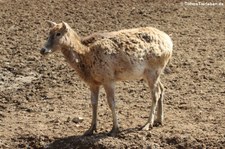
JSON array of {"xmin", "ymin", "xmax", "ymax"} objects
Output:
[
  {"xmin": 141, "ymin": 123, "xmax": 153, "ymax": 131},
  {"xmin": 83, "ymin": 127, "xmax": 97, "ymax": 136},
  {"xmin": 108, "ymin": 127, "xmax": 119, "ymax": 137}
]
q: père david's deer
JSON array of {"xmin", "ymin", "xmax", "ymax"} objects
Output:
[{"xmin": 40, "ymin": 21, "xmax": 173, "ymax": 136}]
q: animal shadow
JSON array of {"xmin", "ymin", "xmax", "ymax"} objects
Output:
[{"xmin": 46, "ymin": 127, "xmax": 141, "ymax": 149}]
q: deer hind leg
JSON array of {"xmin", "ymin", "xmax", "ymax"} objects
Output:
[
  {"xmin": 142, "ymin": 69, "xmax": 162, "ymax": 131},
  {"xmin": 84, "ymin": 85, "xmax": 100, "ymax": 136},
  {"xmin": 103, "ymin": 82, "xmax": 119, "ymax": 136},
  {"xmin": 156, "ymin": 81, "xmax": 164, "ymax": 125}
]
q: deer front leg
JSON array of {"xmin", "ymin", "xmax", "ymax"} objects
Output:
[
  {"xmin": 83, "ymin": 85, "xmax": 100, "ymax": 136},
  {"xmin": 103, "ymin": 82, "xmax": 119, "ymax": 136}
]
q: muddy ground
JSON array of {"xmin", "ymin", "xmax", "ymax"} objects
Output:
[{"xmin": 0, "ymin": 0, "xmax": 225, "ymax": 148}]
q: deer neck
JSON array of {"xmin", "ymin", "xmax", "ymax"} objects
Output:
[
  {"xmin": 61, "ymin": 47, "xmax": 91, "ymax": 83},
  {"xmin": 60, "ymin": 30, "xmax": 89, "ymax": 68},
  {"xmin": 60, "ymin": 30, "xmax": 92, "ymax": 82},
  {"xmin": 61, "ymin": 48, "xmax": 81, "ymax": 64},
  {"xmin": 67, "ymin": 30, "xmax": 89, "ymax": 54}
]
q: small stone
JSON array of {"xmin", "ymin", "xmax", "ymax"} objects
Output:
[
  {"xmin": 75, "ymin": 124, "xmax": 80, "ymax": 128},
  {"xmin": 66, "ymin": 117, "xmax": 71, "ymax": 122},
  {"xmin": 72, "ymin": 117, "xmax": 84, "ymax": 123},
  {"xmin": 142, "ymin": 136, "xmax": 146, "ymax": 141}
]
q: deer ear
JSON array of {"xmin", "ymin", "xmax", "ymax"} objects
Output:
[
  {"xmin": 62, "ymin": 21, "xmax": 69, "ymax": 31},
  {"xmin": 46, "ymin": 20, "xmax": 56, "ymax": 28}
]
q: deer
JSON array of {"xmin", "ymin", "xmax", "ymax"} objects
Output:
[{"xmin": 40, "ymin": 21, "xmax": 173, "ymax": 136}]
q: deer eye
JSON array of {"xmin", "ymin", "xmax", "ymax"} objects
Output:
[{"xmin": 56, "ymin": 32, "xmax": 61, "ymax": 36}]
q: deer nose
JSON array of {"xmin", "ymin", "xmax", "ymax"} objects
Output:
[{"xmin": 40, "ymin": 48, "xmax": 46, "ymax": 55}]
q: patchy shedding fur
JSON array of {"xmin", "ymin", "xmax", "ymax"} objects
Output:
[{"xmin": 40, "ymin": 21, "xmax": 173, "ymax": 136}]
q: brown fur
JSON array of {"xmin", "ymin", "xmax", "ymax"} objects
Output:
[{"xmin": 41, "ymin": 21, "xmax": 173, "ymax": 136}]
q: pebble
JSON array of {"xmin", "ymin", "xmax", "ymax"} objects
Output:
[{"xmin": 72, "ymin": 117, "xmax": 84, "ymax": 123}]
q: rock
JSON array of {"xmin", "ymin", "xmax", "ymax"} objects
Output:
[{"xmin": 72, "ymin": 117, "xmax": 84, "ymax": 124}]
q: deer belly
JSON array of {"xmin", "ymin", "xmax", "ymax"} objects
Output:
[{"xmin": 115, "ymin": 63, "xmax": 146, "ymax": 81}]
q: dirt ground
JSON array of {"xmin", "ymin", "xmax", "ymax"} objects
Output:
[{"xmin": 0, "ymin": 0, "xmax": 225, "ymax": 148}]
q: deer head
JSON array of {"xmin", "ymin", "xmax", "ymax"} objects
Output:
[{"xmin": 40, "ymin": 21, "xmax": 72, "ymax": 55}]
